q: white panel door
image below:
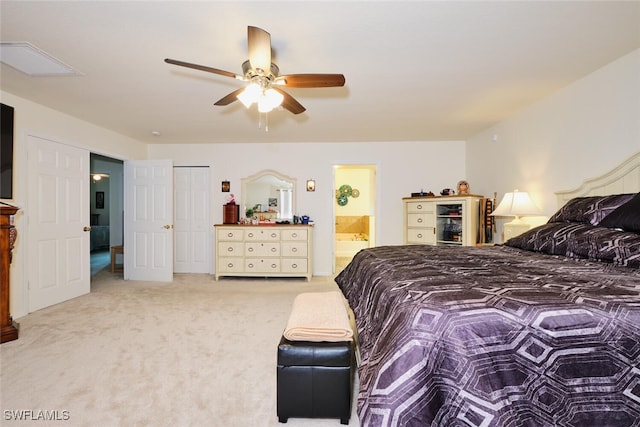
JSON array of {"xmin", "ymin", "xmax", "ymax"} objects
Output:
[
  {"xmin": 124, "ymin": 160, "xmax": 173, "ymax": 281},
  {"xmin": 173, "ymin": 167, "xmax": 211, "ymax": 273},
  {"xmin": 27, "ymin": 135, "xmax": 90, "ymax": 312}
]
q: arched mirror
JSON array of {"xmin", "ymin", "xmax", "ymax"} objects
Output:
[{"xmin": 242, "ymin": 170, "xmax": 296, "ymax": 220}]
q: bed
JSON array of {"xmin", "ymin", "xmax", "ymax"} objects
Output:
[{"xmin": 335, "ymin": 152, "xmax": 640, "ymax": 427}]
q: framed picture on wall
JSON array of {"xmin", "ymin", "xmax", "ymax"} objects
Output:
[{"xmin": 96, "ymin": 191, "xmax": 104, "ymax": 209}]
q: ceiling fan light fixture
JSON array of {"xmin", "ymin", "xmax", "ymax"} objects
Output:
[
  {"xmin": 258, "ymin": 88, "xmax": 284, "ymax": 113},
  {"xmin": 237, "ymin": 83, "xmax": 261, "ymax": 108}
]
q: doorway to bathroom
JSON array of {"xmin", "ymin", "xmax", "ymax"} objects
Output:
[{"xmin": 333, "ymin": 164, "xmax": 377, "ymax": 273}]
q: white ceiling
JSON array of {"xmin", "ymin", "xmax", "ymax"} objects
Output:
[{"xmin": 1, "ymin": 1, "xmax": 638, "ymax": 145}]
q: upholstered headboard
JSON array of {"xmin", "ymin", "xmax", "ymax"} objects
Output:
[{"xmin": 556, "ymin": 151, "xmax": 640, "ymax": 207}]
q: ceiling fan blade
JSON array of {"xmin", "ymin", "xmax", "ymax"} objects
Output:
[
  {"xmin": 273, "ymin": 87, "xmax": 306, "ymax": 114},
  {"xmin": 214, "ymin": 88, "xmax": 245, "ymax": 106},
  {"xmin": 278, "ymin": 73, "xmax": 346, "ymax": 88},
  {"xmin": 247, "ymin": 26, "xmax": 272, "ymax": 73},
  {"xmin": 164, "ymin": 58, "xmax": 240, "ymax": 79}
]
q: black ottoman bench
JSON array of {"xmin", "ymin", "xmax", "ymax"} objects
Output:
[{"xmin": 277, "ymin": 336, "xmax": 354, "ymax": 424}]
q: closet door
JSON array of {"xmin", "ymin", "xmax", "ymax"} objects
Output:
[
  {"xmin": 174, "ymin": 167, "xmax": 211, "ymax": 273},
  {"xmin": 124, "ymin": 160, "xmax": 174, "ymax": 281}
]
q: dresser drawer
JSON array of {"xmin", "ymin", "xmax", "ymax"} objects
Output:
[
  {"xmin": 406, "ymin": 228, "xmax": 435, "ymax": 244},
  {"xmin": 245, "ymin": 242, "xmax": 280, "ymax": 257},
  {"xmin": 281, "ymin": 242, "xmax": 307, "ymax": 257},
  {"xmin": 407, "ymin": 213, "xmax": 434, "ymax": 228},
  {"xmin": 218, "ymin": 257, "xmax": 244, "ymax": 273},
  {"xmin": 406, "ymin": 201, "xmax": 433, "ymax": 214},
  {"xmin": 245, "ymin": 258, "xmax": 280, "ymax": 273},
  {"xmin": 282, "ymin": 228, "xmax": 308, "ymax": 241},
  {"xmin": 281, "ymin": 258, "xmax": 308, "ymax": 273},
  {"xmin": 218, "ymin": 241, "xmax": 244, "ymax": 256},
  {"xmin": 217, "ymin": 228, "xmax": 244, "ymax": 241},
  {"xmin": 245, "ymin": 229, "xmax": 280, "ymax": 241}
]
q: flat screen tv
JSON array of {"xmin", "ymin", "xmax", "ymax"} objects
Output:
[{"xmin": 1, "ymin": 103, "xmax": 14, "ymax": 199}]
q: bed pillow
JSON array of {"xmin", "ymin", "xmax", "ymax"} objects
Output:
[
  {"xmin": 505, "ymin": 222, "xmax": 593, "ymax": 256},
  {"xmin": 548, "ymin": 194, "xmax": 635, "ymax": 225},
  {"xmin": 598, "ymin": 192, "xmax": 640, "ymax": 233},
  {"xmin": 506, "ymin": 222, "xmax": 640, "ymax": 268}
]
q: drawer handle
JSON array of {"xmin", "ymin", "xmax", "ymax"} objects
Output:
[
  {"xmin": 417, "ymin": 218, "xmax": 423, "ymax": 223},
  {"xmin": 248, "ymin": 263, "xmax": 254, "ymax": 268},
  {"xmin": 291, "ymin": 248, "xmax": 298, "ymax": 253},
  {"xmin": 271, "ymin": 263, "xmax": 277, "ymax": 269},
  {"xmin": 271, "ymin": 233, "xmax": 277, "ymax": 238},
  {"xmin": 248, "ymin": 232, "xmax": 254, "ymax": 238},
  {"xmin": 417, "ymin": 233, "xmax": 423, "ymax": 238},
  {"xmin": 227, "ymin": 263, "xmax": 234, "ymax": 268},
  {"xmin": 270, "ymin": 247, "xmax": 277, "ymax": 253},
  {"xmin": 227, "ymin": 247, "xmax": 234, "ymax": 253},
  {"xmin": 417, "ymin": 204, "xmax": 423, "ymax": 210},
  {"xmin": 248, "ymin": 247, "xmax": 254, "ymax": 252},
  {"xmin": 292, "ymin": 263, "xmax": 298, "ymax": 268},
  {"xmin": 227, "ymin": 232, "xmax": 233, "ymax": 238},
  {"xmin": 292, "ymin": 233, "xmax": 298, "ymax": 238}
]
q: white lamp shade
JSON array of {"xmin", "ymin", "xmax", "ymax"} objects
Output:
[
  {"xmin": 491, "ymin": 190, "xmax": 541, "ymax": 217},
  {"xmin": 258, "ymin": 88, "xmax": 283, "ymax": 113},
  {"xmin": 237, "ymin": 83, "xmax": 261, "ymax": 108}
]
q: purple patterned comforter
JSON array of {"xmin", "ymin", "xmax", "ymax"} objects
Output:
[{"xmin": 335, "ymin": 245, "xmax": 640, "ymax": 427}]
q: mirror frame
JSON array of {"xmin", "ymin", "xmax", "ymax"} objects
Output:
[{"xmin": 241, "ymin": 169, "xmax": 297, "ymax": 219}]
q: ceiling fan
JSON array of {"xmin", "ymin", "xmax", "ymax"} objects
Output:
[{"xmin": 165, "ymin": 26, "xmax": 345, "ymax": 115}]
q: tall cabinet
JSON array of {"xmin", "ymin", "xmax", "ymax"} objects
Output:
[
  {"xmin": 1, "ymin": 205, "xmax": 19, "ymax": 344},
  {"xmin": 403, "ymin": 195, "xmax": 482, "ymax": 246}
]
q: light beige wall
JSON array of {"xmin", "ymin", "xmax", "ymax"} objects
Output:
[
  {"xmin": 466, "ymin": 49, "xmax": 640, "ymax": 241},
  {"xmin": 148, "ymin": 140, "xmax": 466, "ymax": 275},
  {"xmin": 0, "ymin": 91, "xmax": 147, "ymax": 318}
]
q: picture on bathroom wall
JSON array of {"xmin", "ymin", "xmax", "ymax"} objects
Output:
[
  {"xmin": 96, "ymin": 191, "xmax": 104, "ymax": 209},
  {"xmin": 268, "ymin": 198, "xmax": 278, "ymax": 207}
]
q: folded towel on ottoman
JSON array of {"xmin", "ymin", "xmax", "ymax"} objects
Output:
[{"xmin": 283, "ymin": 291, "xmax": 354, "ymax": 342}]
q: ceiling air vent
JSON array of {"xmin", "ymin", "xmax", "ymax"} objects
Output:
[{"xmin": 0, "ymin": 42, "xmax": 81, "ymax": 76}]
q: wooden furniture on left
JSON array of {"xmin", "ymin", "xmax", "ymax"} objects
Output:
[
  {"xmin": 1, "ymin": 205, "xmax": 19, "ymax": 344},
  {"xmin": 110, "ymin": 245, "xmax": 124, "ymax": 273}
]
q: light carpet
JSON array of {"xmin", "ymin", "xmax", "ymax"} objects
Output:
[{"xmin": 1, "ymin": 268, "xmax": 360, "ymax": 427}]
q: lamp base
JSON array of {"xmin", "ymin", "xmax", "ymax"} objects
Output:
[{"xmin": 503, "ymin": 218, "xmax": 531, "ymax": 241}]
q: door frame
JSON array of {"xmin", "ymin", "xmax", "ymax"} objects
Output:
[{"xmin": 332, "ymin": 163, "xmax": 379, "ymax": 273}]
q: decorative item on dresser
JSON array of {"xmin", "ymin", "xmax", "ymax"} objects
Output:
[
  {"xmin": 1, "ymin": 203, "xmax": 19, "ymax": 344},
  {"xmin": 403, "ymin": 195, "xmax": 482, "ymax": 246},
  {"xmin": 214, "ymin": 224, "xmax": 313, "ymax": 280}
]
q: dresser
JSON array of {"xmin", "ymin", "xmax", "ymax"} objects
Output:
[
  {"xmin": 215, "ymin": 224, "xmax": 313, "ymax": 280},
  {"xmin": 1, "ymin": 205, "xmax": 19, "ymax": 344},
  {"xmin": 403, "ymin": 195, "xmax": 482, "ymax": 247}
]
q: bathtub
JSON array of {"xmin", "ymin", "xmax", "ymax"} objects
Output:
[{"xmin": 335, "ymin": 233, "xmax": 370, "ymax": 257}]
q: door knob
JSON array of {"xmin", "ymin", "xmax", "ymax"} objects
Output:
[
  {"xmin": 163, "ymin": 224, "xmax": 173, "ymax": 229},
  {"xmin": 83, "ymin": 226, "xmax": 91, "ymax": 232}
]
